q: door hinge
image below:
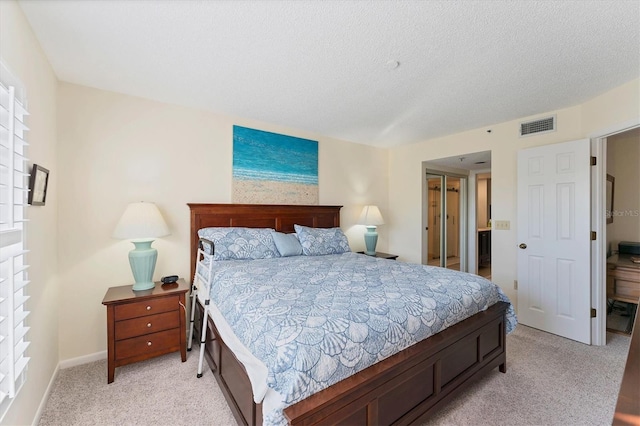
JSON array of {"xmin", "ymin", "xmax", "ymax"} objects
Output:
[
  {"xmin": 590, "ymin": 308, "xmax": 597, "ymax": 318},
  {"xmin": 591, "ymin": 231, "xmax": 596, "ymax": 241},
  {"xmin": 590, "ymin": 156, "xmax": 597, "ymax": 166}
]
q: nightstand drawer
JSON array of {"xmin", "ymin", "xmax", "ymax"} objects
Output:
[
  {"xmin": 115, "ymin": 310, "xmax": 180, "ymax": 340},
  {"xmin": 114, "ymin": 295, "xmax": 179, "ymax": 321},
  {"xmin": 609, "ymin": 267, "xmax": 640, "ymax": 282},
  {"xmin": 103, "ymin": 280, "xmax": 189, "ymax": 383},
  {"xmin": 610, "ymin": 279, "xmax": 640, "ymax": 299},
  {"xmin": 115, "ymin": 328, "xmax": 180, "ymax": 360}
]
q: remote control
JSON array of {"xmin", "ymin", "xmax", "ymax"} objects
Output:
[{"xmin": 161, "ymin": 275, "xmax": 179, "ymax": 284}]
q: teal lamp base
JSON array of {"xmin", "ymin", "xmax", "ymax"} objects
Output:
[
  {"xmin": 364, "ymin": 226, "xmax": 378, "ymax": 256},
  {"xmin": 129, "ymin": 240, "xmax": 157, "ymax": 291}
]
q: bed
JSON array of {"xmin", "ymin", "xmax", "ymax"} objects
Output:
[{"xmin": 188, "ymin": 203, "xmax": 515, "ymax": 425}]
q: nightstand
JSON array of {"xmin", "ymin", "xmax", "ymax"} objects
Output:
[
  {"xmin": 102, "ymin": 279, "xmax": 189, "ymax": 383},
  {"xmin": 357, "ymin": 251, "xmax": 399, "ymax": 260}
]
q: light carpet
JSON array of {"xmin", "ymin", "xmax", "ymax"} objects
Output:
[{"xmin": 38, "ymin": 325, "xmax": 630, "ymax": 426}]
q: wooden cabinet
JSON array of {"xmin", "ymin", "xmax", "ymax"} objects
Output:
[
  {"xmin": 478, "ymin": 230, "xmax": 491, "ymax": 267},
  {"xmin": 613, "ymin": 304, "xmax": 640, "ymax": 425},
  {"xmin": 607, "ymin": 255, "xmax": 640, "ymax": 334},
  {"xmin": 102, "ymin": 279, "xmax": 189, "ymax": 383},
  {"xmin": 607, "ymin": 255, "xmax": 640, "ymax": 304}
]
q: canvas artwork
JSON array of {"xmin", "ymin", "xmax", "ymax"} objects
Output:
[{"xmin": 232, "ymin": 125, "xmax": 318, "ymax": 204}]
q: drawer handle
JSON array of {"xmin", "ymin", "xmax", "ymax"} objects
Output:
[
  {"xmin": 147, "ymin": 341, "xmax": 152, "ymax": 346},
  {"xmin": 146, "ymin": 306, "xmax": 152, "ymax": 311},
  {"xmin": 147, "ymin": 323, "xmax": 152, "ymax": 328}
]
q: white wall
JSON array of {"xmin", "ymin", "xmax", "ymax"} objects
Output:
[
  {"xmin": 56, "ymin": 83, "xmax": 389, "ymax": 360},
  {"xmin": 388, "ymin": 78, "xmax": 640, "ymax": 306},
  {"xmin": 606, "ymin": 128, "xmax": 640, "ymax": 252},
  {"xmin": 0, "ymin": 2, "xmax": 59, "ymax": 425}
]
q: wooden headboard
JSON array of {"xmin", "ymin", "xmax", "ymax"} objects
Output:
[{"xmin": 188, "ymin": 203, "xmax": 342, "ymax": 282}]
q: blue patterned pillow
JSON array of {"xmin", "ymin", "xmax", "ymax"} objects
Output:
[
  {"xmin": 271, "ymin": 231, "xmax": 303, "ymax": 257},
  {"xmin": 197, "ymin": 227, "xmax": 280, "ymax": 261},
  {"xmin": 294, "ymin": 224, "xmax": 351, "ymax": 256}
]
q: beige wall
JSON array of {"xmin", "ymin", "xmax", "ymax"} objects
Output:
[
  {"xmin": 581, "ymin": 79, "xmax": 640, "ymax": 136},
  {"xmin": 3, "ymin": 0, "xmax": 639, "ymax": 421},
  {"xmin": 606, "ymin": 128, "xmax": 640, "ymax": 252},
  {"xmin": 388, "ymin": 78, "xmax": 640, "ymax": 305},
  {"xmin": 0, "ymin": 1, "xmax": 59, "ymax": 425},
  {"xmin": 56, "ymin": 82, "xmax": 389, "ymax": 360}
]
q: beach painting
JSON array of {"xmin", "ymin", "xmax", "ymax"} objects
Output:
[{"xmin": 232, "ymin": 125, "xmax": 319, "ymax": 204}]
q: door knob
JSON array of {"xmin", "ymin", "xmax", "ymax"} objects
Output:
[{"xmin": 519, "ymin": 243, "xmax": 527, "ymax": 249}]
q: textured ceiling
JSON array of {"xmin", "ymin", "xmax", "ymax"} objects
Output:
[
  {"xmin": 18, "ymin": 0, "xmax": 640, "ymax": 147},
  {"xmin": 426, "ymin": 150, "xmax": 492, "ymax": 172}
]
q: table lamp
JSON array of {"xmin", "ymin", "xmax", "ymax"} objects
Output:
[
  {"xmin": 113, "ymin": 202, "xmax": 170, "ymax": 291},
  {"xmin": 358, "ymin": 205, "xmax": 384, "ymax": 255}
]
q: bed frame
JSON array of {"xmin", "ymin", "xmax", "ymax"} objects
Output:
[{"xmin": 189, "ymin": 203, "xmax": 509, "ymax": 426}]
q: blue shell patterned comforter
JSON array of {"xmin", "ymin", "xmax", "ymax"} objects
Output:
[{"xmin": 208, "ymin": 252, "xmax": 516, "ymax": 424}]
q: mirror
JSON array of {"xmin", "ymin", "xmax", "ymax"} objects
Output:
[{"xmin": 606, "ymin": 174, "xmax": 615, "ymax": 224}]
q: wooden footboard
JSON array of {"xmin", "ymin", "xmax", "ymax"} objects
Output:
[
  {"xmin": 196, "ymin": 300, "xmax": 508, "ymax": 425},
  {"xmin": 197, "ymin": 303, "xmax": 263, "ymax": 425},
  {"xmin": 189, "ymin": 203, "xmax": 509, "ymax": 425}
]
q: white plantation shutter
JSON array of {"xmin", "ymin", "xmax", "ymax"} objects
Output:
[{"xmin": 0, "ymin": 64, "xmax": 30, "ymax": 418}]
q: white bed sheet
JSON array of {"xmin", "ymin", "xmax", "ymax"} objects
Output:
[{"xmin": 196, "ymin": 291, "xmax": 283, "ymax": 420}]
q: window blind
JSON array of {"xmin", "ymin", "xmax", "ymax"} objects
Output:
[{"xmin": 0, "ymin": 69, "xmax": 30, "ymax": 417}]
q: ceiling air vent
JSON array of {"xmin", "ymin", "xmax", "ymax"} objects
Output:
[{"xmin": 519, "ymin": 115, "xmax": 556, "ymax": 137}]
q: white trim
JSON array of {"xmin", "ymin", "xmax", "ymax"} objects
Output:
[
  {"xmin": 421, "ymin": 163, "xmax": 429, "ymax": 265},
  {"xmin": 459, "ymin": 177, "xmax": 468, "ymax": 272},
  {"xmin": 31, "ymin": 364, "xmax": 60, "ymax": 426},
  {"xmin": 58, "ymin": 351, "xmax": 107, "ymax": 369},
  {"xmin": 467, "ymin": 167, "xmax": 492, "ymax": 276},
  {"xmin": 0, "ymin": 69, "xmax": 30, "ymax": 417},
  {"xmin": 589, "ymin": 116, "xmax": 640, "ymax": 346},
  {"xmin": 467, "ymin": 172, "xmax": 478, "ymax": 275},
  {"xmin": 591, "ymin": 138, "xmax": 607, "ymax": 346},
  {"xmin": 589, "ymin": 117, "xmax": 640, "ymax": 139}
]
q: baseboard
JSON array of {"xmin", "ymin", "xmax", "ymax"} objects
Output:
[
  {"xmin": 32, "ymin": 364, "xmax": 59, "ymax": 426},
  {"xmin": 32, "ymin": 351, "xmax": 107, "ymax": 425},
  {"xmin": 58, "ymin": 350, "xmax": 107, "ymax": 369}
]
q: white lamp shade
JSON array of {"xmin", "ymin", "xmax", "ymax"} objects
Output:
[
  {"xmin": 113, "ymin": 202, "xmax": 170, "ymax": 240},
  {"xmin": 358, "ymin": 205, "xmax": 384, "ymax": 226}
]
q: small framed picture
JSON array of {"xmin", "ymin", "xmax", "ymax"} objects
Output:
[{"xmin": 28, "ymin": 164, "xmax": 50, "ymax": 206}]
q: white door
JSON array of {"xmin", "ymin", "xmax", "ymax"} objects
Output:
[{"xmin": 517, "ymin": 139, "xmax": 591, "ymax": 344}]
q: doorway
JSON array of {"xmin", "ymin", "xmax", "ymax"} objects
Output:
[
  {"xmin": 476, "ymin": 173, "xmax": 492, "ymax": 279},
  {"xmin": 422, "ymin": 151, "xmax": 491, "ymax": 274},
  {"xmin": 591, "ymin": 120, "xmax": 640, "ymax": 346},
  {"xmin": 603, "ymin": 127, "xmax": 640, "ymax": 336},
  {"xmin": 426, "ymin": 174, "xmax": 462, "ymax": 270}
]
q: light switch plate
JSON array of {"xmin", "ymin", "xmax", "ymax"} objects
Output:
[{"xmin": 494, "ymin": 220, "xmax": 510, "ymax": 230}]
